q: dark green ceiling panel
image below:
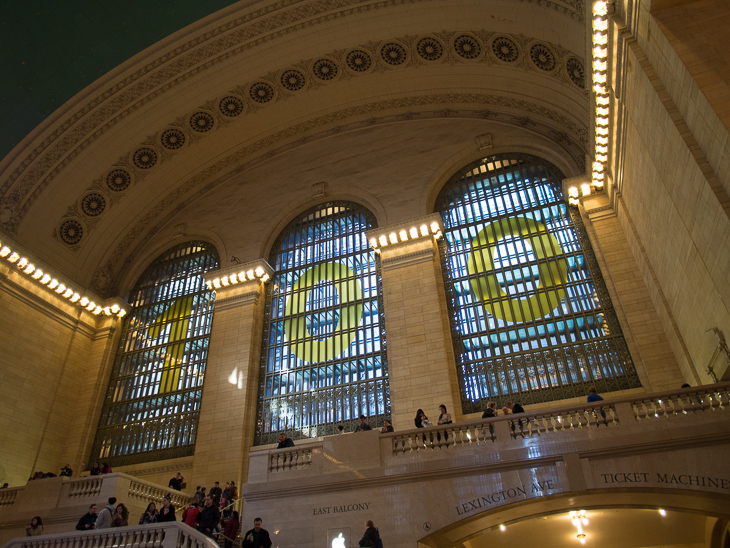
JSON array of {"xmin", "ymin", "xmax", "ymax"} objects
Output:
[{"xmin": 0, "ymin": 1, "xmax": 238, "ymax": 162}]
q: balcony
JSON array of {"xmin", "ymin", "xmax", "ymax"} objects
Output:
[{"xmin": 244, "ymin": 383, "xmax": 730, "ymax": 547}]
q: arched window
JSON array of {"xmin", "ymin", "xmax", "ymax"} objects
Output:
[
  {"xmin": 90, "ymin": 241, "xmax": 219, "ymax": 466},
  {"xmin": 255, "ymin": 202, "xmax": 388, "ymax": 444},
  {"xmin": 437, "ymin": 154, "xmax": 640, "ymax": 411}
]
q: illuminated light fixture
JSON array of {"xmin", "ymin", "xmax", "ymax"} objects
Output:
[
  {"xmin": 569, "ymin": 186, "xmax": 580, "ymax": 198},
  {"xmin": 40, "ymin": 274, "xmax": 51, "ymax": 284},
  {"xmin": 32, "ymin": 269, "xmax": 44, "ymax": 280},
  {"xmin": 369, "ymin": 238, "xmax": 378, "ymax": 248},
  {"xmin": 596, "ymin": 136, "xmax": 609, "ymax": 146},
  {"xmin": 255, "ymin": 266, "xmax": 265, "ymax": 277},
  {"xmin": 577, "ymin": 533, "xmax": 586, "ymax": 544},
  {"xmin": 111, "ymin": 304, "xmax": 120, "ymax": 314},
  {"xmin": 592, "ymin": 161, "xmax": 603, "ymax": 172},
  {"xmin": 228, "ymin": 367, "xmax": 239, "ymax": 385},
  {"xmin": 399, "ymin": 229, "xmax": 408, "ymax": 242},
  {"xmin": 70, "ymin": 292, "xmax": 81, "ymax": 302},
  {"xmin": 17, "ymin": 257, "xmax": 28, "ymax": 268},
  {"xmin": 23, "ymin": 263, "xmax": 35, "ymax": 275},
  {"xmin": 409, "ymin": 227, "xmax": 419, "ymax": 239},
  {"xmin": 593, "ymin": 59, "xmax": 607, "ymax": 72},
  {"xmin": 596, "ymin": 107, "xmax": 609, "ymax": 117},
  {"xmin": 86, "ymin": 301, "xmax": 97, "ymax": 311},
  {"xmin": 593, "ymin": 45, "xmax": 607, "ymax": 58},
  {"xmin": 221, "ymin": 276, "xmax": 230, "ymax": 286},
  {"xmin": 593, "ymin": 32, "xmax": 608, "ymax": 46},
  {"xmin": 594, "ymin": 83, "xmax": 607, "ymax": 95},
  {"xmin": 596, "ymin": 144, "xmax": 609, "ymax": 155},
  {"xmin": 388, "ymin": 232, "xmax": 398, "ymax": 244},
  {"xmin": 379, "ymin": 234, "xmax": 388, "ymax": 247},
  {"xmin": 595, "ymin": 125, "xmax": 609, "ymax": 136},
  {"xmin": 103, "ymin": 307, "xmax": 112, "ymax": 316},
  {"xmin": 596, "ymin": 95, "xmax": 610, "ymax": 107},
  {"xmin": 118, "ymin": 308, "xmax": 127, "ymax": 318},
  {"xmin": 499, "ymin": 525, "xmax": 506, "ymax": 532},
  {"xmin": 596, "ymin": 153, "xmax": 608, "ymax": 163},
  {"xmin": 592, "ymin": 177, "xmax": 605, "ymax": 188},
  {"xmin": 56, "ymin": 283, "xmax": 67, "ymax": 294},
  {"xmin": 420, "ymin": 224, "xmax": 429, "ymax": 236},
  {"xmin": 212, "ymin": 278, "xmax": 221, "ymax": 289},
  {"xmin": 229, "ymin": 273, "xmax": 238, "ymax": 284},
  {"xmin": 594, "ymin": 18, "xmax": 608, "ymax": 31},
  {"xmin": 261, "ymin": 273, "xmax": 270, "ymax": 283},
  {"xmin": 48, "ymin": 279, "xmax": 59, "ymax": 289},
  {"xmin": 594, "ymin": 0, "xmax": 608, "ymax": 16},
  {"xmin": 596, "ymin": 116, "xmax": 609, "ymax": 127},
  {"xmin": 430, "ymin": 221, "xmax": 439, "ymax": 233},
  {"xmin": 593, "ymin": 71, "xmax": 607, "ymax": 84},
  {"xmin": 246, "ymin": 269, "xmax": 255, "ymax": 280},
  {"xmin": 659, "ymin": 509, "xmax": 666, "ymax": 517},
  {"xmin": 8, "ymin": 252, "xmax": 19, "ymax": 263},
  {"xmin": 0, "ymin": 246, "xmax": 10, "ymax": 257},
  {"xmin": 581, "ymin": 183, "xmax": 592, "ymax": 196},
  {"xmin": 434, "ymin": 230, "xmax": 443, "ymax": 240},
  {"xmin": 79, "ymin": 297, "xmax": 90, "ymax": 307}
]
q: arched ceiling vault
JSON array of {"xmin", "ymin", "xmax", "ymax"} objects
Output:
[{"xmin": 0, "ymin": 0, "xmax": 591, "ymax": 299}]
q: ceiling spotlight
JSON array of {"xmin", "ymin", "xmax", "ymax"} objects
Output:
[
  {"xmin": 659, "ymin": 509, "xmax": 666, "ymax": 517},
  {"xmin": 577, "ymin": 533, "xmax": 587, "ymax": 544},
  {"xmin": 499, "ymin": 524, "xmax": 506, "ymax": 532}
]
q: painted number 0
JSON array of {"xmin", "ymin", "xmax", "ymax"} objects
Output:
[
  {"xmin": 284, "ymin": 262, "xmax": 363, "ymax": 362},
  {"xmin": 467, "ymin": 216, "xmax": 569, "ymax": 323}
]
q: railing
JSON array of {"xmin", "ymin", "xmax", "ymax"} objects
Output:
[
  {"xmin": 128, "ymin": 479, "xmax": 190, "ymax": 508},
  {"xmin": 65, "ymin": 477, "xmax": 103, "ymax": 499},
  {"xmin": 0, "ymin": 522, "xmax": 218, "ymax": 548},
  {"xmin": 269, "ymin": 448, "xmax": 312, "ymax": 472},
  {"xmin": 0, "ymin": 489, "xmax": 18, "ymax": 508},
  {"xmin": 384, "ymin": 383, "xmax": 730, "ymax": 455}
]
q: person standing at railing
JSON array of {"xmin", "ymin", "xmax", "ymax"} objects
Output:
[
  {"xmin": 100, "ymin": 463, "xmax": 112, "ymax": 474},
  {"xmin": 505, "ymin": 402, "xmax": 525, "ymax": 434},
  {"xmin": 482, "ymin": 402, "xmax": 497, "ymax": 419},
  {"xmin": 158, "ymin": 495, "xmax": 176, "ymax": 522},
  {"xmin": 76, "ymin": 504, "xmax": 98, "ymax": 530},
  {"xmin": 437, "ymin": 404, "xmax": 452, "ymax": 442},
  {"xmin": 25, "ymin": 516, "xmax": 43, "ymax": 536},
  {"xmin": 168, "ymin": 472, "xmax": 184, "ymax": 491},
  {"xmin": 112, "ymin": 503, "xmax": 129, "ymax": 527},
  {"xmin": 277, "ymin": 433, "xmax": 295, "ymax": 448},
  {"xmin": 139, "ymin": 502, "xmax": 158, "ymax": 524},
  {"xmin": 196, "ymin": 494, "xmax": 221, "ymax": 538},
  {"xmin": 354, "ymin": 415, "xmax": 373, "ymax": 432},
  {"xmin": 89, "ymin": 462, "xmax": 102, "ymax": 476},
  {"xmin": 242, "ymin": 517, "xmax": 272, "ymax": 548},
  {"xmin": 95, "ymin": 497, "xmax": 117, "ymax": 529},
  {"xmin": 60, "ymin": 464, "xmax": 73, "ymax": 477},
  {"xmin": 587, "ymin": 387, "xmax": 607, "ymax": 422},
  {"xmin": 381, "ymin": 419, "xmax": 394, "ymax": 433}
]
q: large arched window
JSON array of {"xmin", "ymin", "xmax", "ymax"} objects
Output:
[
  {"xmin": 255, "ymin": 202, "xmax": 388, "ymax": 444},
  {"xmin": 437, "ymin": 154, "xmax": 640, "ymax": 411},
  {"xmin": 90, "ymin": 241, "xmax": 219, "ymax": 466}
]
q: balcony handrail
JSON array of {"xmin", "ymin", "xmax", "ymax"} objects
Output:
[
  {"xmin": 0, "ymin": 522, "xmax": 218, "ymax": 548},
  {"xmin": 380, "ymin": 380, "xmax": 730, "ymax": 440}
]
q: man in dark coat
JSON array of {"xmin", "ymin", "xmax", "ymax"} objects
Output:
[
  {"xmin": 196, "ymin": 495, "xmax": 220, "ymax": 537},
  {"xmin": 209, "ymin": 482, "xmax": 223, "ymax": 504},
  {"xmin": 276, "ymin": 433, "xmax": 294, "ymax": 448},
  {"xmin": 168, "ymin": 472, "xmax": 184, "ymax": 491},
  {"xmin": 242, "ymin": 517, "xmax": 272, "ymax": 548},
  {"xmin": 75, "ymin": 504, "xmax": 98, "ymax": 530}
]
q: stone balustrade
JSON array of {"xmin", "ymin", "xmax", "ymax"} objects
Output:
[
  {"xmin": 0, "ymin": 522, "xmax": 217, "ymax": 548},
  {"xmin": 248, "ymin": 381, "xmax": 730, "ymax": 480},
  {"xmin": 0, "ymin": 473, "xmax": 193, "ymax": 545}
]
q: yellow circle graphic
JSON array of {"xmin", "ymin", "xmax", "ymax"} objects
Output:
[
  {"xmin": 284, "ymin": 262, "xmax": 363, "ymax": 362},
  {"xmin": 467, "ymin": 216, "xmax": 569, "ymax": 323}
]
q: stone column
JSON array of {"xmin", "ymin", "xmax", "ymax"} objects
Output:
[
  {"xmin": 191, "ymin": 262, "xmax": 272, "ymax": 490},
  {"xmin": 369, "ymin": 216, "xmax": 461, "ymax": 431}
]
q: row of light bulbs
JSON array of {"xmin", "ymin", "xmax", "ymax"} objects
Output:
[
  {"xmin": 568, "ymin": 0, "xmax": 611, "ymax": 207},
  {"xmin": 205, "ymin": 266, "xmax": 270, "ymax": 290},
  {"xmin": 0, "ymin": 240, "xmax": 127, "ymax": 317},
  {"xmin": 369, "ymin": 221, "xmax": 443, "ymax": 252}
]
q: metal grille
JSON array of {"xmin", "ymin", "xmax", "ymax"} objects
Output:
[
  {"xmin": 437, "ymin": 154, "xmax": 641, "ymax": 412},
  {"xmin": 90, "ymin": 242, "xmax": 219, "ymax": 466},
  {"xmin": 255, "ymin": 202, "xmax": 389, "ymax": 444}
]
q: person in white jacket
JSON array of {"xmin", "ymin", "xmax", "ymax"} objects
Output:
[{"xmin": 95, "ymin": 497, "xmax": 117, "ymax": 529}]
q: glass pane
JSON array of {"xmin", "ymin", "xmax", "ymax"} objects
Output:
[
  {"xmin": 437, "ymin": 154, "xmax": 641, "ymax": 411},
  {"xmin": 90, "ymin": 242, "xmax": 219, "ymax": 466},
  {"xmin": 255, "ymin": 202, "xmax": 389, "ymax": 444}
]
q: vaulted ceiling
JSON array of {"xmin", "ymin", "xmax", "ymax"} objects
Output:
[{"xmin": 0, "ymin": 0, "xmax": 591, "ymax": 299}]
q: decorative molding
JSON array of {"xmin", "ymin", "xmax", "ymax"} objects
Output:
[
  {"xmin": 214, "ymin": 290, "xmax": 261, "ymax": 311},
  {"xmin": 380, "ymin": 247, "xmax": 435, "ymax": 270},
  {"xmin": 0, "ymin": 22, "xmax": 587, "ymax": 236},
  {"xmin": 91, "ymin": 94, "xmax": 588, "ymax": 295}
]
